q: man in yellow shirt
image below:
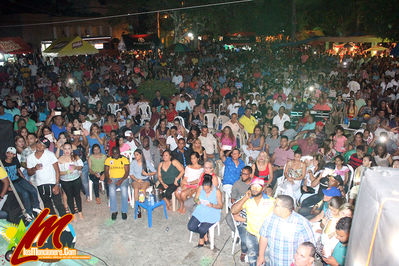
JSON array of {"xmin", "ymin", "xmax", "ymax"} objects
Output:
[
  {"xmin": 231, "ymin": 178, "xmax": 274, "ymax": 266},
  {"xmin": 105, "ymin": 147, "xmax": 130, "ymax": 220},
  {"xmin": 239, "ymin": 108, "xmax": 258, "ymax": 135}
]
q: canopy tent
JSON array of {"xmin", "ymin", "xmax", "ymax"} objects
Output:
[
  {"xmin": 346, "ymin": 167, "xmax": 399, "ymax": 265},
  {"xmin": 43, "ymin": 36, "xmax": 98, "ymax": 57},
  {"xmin": 0, "ymin": 37, "xmax": 32, "ymax": 54}
]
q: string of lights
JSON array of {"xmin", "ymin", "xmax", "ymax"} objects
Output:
[{"xmin": 0, "ymin": 0, "xmax": 253, "ymax": 28}]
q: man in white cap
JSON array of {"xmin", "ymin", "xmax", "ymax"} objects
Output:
[
  {"xmin": 231, "ymin": 178, "xmax": 274, "ymax": 266},
  {"xmin": 124, "ymin": 130, "xmax": 139, "ymax": 152}
]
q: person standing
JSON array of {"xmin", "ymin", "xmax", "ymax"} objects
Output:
[
  {"xmin": 104, "ymin": 147, "xmax": 130, "ymax": 220},
  {"xmin": 257, "ymin": 195, "xmax": 315, "ymax": 266},
  {"xmin": 292, "ymin": 242, "xmax": 316, "ymax": 266},
  {"xmin": 231, "ymin": 178, "xmax": 275, "ymax": 266},
  {"xmin": 27, "ymin": 137, "xmax": 66, "ymax": 216},
  {"xmin": 58, "ymin": 143, "xmax": 84, "ymax": 220}
]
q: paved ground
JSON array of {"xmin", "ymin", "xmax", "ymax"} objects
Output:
[{"xmin": 73, "ymin": 193, "xmax": 242, "ymax": 266}]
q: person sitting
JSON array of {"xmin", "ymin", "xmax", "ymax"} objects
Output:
[
  {"xmin": 130, "ymin": 149, "xmax": 156, "ymax": 203},
  {"xmin": 88, "ymin": 144, "xmax": 107, "ymax": 204},
  {"xmin": 188, "ymin": 174, "xmax": 222, "ymax": 247},
  {"xmin": 2, "ymin": 147, "xmax": 40, "ymax": 217},
  {"xmin": 220, "ymin": 148, "xmax": 245, "ymax": 204},
  {"xmin": 275, "ymin": 149, "xmax": 306, "ymax": 204},
  {"xmin": 175, "ymin": 152, "xmax": 204, "ymax": 214},
  {"xmin": 215, "ymin": 126, "xmax": 237, "ymax": 153},
  {"xmin": 251, "ymin": 151, "xmax": 273, "ymax": 191},
  {"xmin": 157, "ymin": 150, "xmax": 185, "ymax": 210},
  {"xmin": 172, "ymin": 138, "xmax": 192, "ymax": 168},
  {"xmin": 242, "ymin": 125, "xmax": 265, "ymax": 164}
]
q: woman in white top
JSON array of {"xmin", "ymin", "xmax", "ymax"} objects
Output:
[
  {"xmin": 175, "ymin": 152, "xmax": 204, "ymax": 214},
  {"xmin": 58, "ymin": 142, "xmax": 84, "ymax": 220}
]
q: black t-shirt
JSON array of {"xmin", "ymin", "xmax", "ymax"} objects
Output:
[{"xmin": 2, "ymin": 157, "xmax": 23, "ymax": 182}]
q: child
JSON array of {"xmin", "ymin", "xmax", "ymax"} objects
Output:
[
  {"xmin": 349, "ymin": 155, "xmax": 372, "ymax": 205},
  {"xmin": 324, "ymin": 217, "xmax": 352, "ymax": 266},
  {"xmin": 333, "ymin": 126, "xmax": 347, "ymax": 154}
]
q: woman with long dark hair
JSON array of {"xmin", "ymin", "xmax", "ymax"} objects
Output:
[
  {"xmin": 58, "ymin": 142, "xmax": 84, "ymax": 220},
  {"xmin": 157, "ymin": 150, "xmax": 185, "ymax": 210},
  {"xmin": 130, "ymin": 149, "xmax": 156, "ymax": 203}
]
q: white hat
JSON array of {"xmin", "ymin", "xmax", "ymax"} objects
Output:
[
  {"xmin": 6, "ymin": 147, "xmax": 16, "ymax": 154},
  {"xmin": 124, "ymin": 130, "xmax": 133, "ymax": 137}
]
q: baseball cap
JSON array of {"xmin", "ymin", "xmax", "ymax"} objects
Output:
[
  {"xmin": 6, "ymin": 147, "xmax": 16, "ymax": 154},
  {"xmin": 251, "ymin": 177, "xmax": 265, "ymax": 187},
  {"xmin": 39, "ymin": 136, "xmax": 51, "ymax": 148},
  {"xmin": 322, "ymin": 186, "xmax": 341, "ymax": 197},
  {"xmin": 124, "ymin": 130, "xmax": 133, "ymax": 137},
  {"xmin": 316, "ymin": 121, "xmax": 325, "ymax": 127}
]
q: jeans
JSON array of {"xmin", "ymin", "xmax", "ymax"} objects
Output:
[
  {"xmin": 81, "ymin": 161, "xmax": 89, "ymax": 198},
  {"xmin": 61, "ymin": 178, "xmax": 82, "ymax": 214},
  {"xmin": 271, "ymin": 169, "xmax": 284, "ymax": 189},
  {"xmin": 13, "ymin": 179, "xmax": 40, "ymax": 215},
  {"xmin": 245, "ymin": 231, "xmax": 259, "ymax": 266},
  {"xmin": 37, "ymin": 184, "xmax": 66, "ymax": 216},
  {"xmin": 237, "ymin": 223, "xmax": 248, "ymax": 254},
  {"xmin": 0, "ymin": 211, "xmax": 7, "ymax": 219},
  {"xmin": 187, "ymin": 215, "xmax": 214, "ymax": 239},
  {"xmin": 89, "ymin": 174, "xmax": 100, "ymax": 198},
  {"xmin": 108, "ymin": 178, "xmax": 129, "ymax": 214}
]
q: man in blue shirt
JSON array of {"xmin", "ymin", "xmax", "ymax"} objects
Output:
[
  {"xmin": 220, "ymin": 148, "xmax": 245, "ymax": 206},
  {"xmin": 4, "ymin": 99, "xmax": 20, "ymax": 117},
  {"xmin": 258, "ymin": 195, "xmax": 315, "ymax": 266},
  {"xmin": 45, "ymin": 111, "xmax": 66, "ymax": 139},
  {"xmin": 0, "ymin": 105, "xmax": 13, "ymax": 122},
  {"xmin": 175, "ymin": 94, "xmax": 191, "ymax": 124}
]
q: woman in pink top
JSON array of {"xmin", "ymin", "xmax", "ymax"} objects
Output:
[
  {"xmin": 216, "ymin": 126, "xmax": 236, "ymax": 151},
  {"xmin": 117, "ymin": 136, "xmax": 131, "ymax": 153},
  {"xmin": 333, "ymin": 126, "xmax": 347, "ymax": 154}
]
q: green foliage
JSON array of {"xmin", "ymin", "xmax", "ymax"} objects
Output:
[{"xmin": 137, "ymin": 80, "xmax": 178, "ymax": 101}]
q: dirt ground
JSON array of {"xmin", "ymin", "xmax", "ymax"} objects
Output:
[{"xmin": 72, "ymin": 193, "xmax": 241, "ymax": 266}]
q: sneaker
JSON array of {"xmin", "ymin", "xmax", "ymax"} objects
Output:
[
  {"xmin": 122, "ymin": 213, "xmax": 127, "ymax": 220},
  {"xmin": 111, "ymin": 212, "xmax": 118, "ymax": 220}
]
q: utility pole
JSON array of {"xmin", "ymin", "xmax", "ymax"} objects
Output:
[
  {"xmin": 157, "ymin": 12, "xmax": 160, "ymax": 39},
  {"xmin": 291, "ymin": 0, "xmax": 297, "ymax": 41}
]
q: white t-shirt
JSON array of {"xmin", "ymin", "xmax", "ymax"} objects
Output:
[
  {"xmin": 272, "ymin": 114, "xmax": 291, "ymax": 132},
  {"xmin": 126, "ymin": 139, "xmax": 138, "ymax": 152},
  {"xmin": 27, "ymin": 150, "xmax": 58, "ymax": 186},
  {"xmin": 166, "ymin": 135, "xmax": 182, "ymax": 151},
  {"xmin": 82, "ymin": 120, "xmax": 92, "ymax": 133},
  {"xmin": 227, "ymin": 103, "xmax": 240, "ymax": 115}
]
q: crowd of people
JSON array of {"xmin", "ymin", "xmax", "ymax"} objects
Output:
[{"xmin": 0, "ymin": 42, "xmax": 398, "ymax": 265}]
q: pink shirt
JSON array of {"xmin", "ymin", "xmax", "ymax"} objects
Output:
[
  {"xmin": 119, "ymin": 143, "xmax": 131, "ymax": 153},
  {"xmin": 333, "ymin": 135, "xmax": 347, "ymax": 153}
]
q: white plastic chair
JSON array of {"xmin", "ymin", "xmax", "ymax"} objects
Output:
[
  {"xmin": 231, "ymin": 212, "xmax": 241, "ymax": 255},
  {"xmin": 121, "ymin": 150, "xmax": 134, "ymax": 162},
  {"xmin": 107, "ymin": 103, "xmax": 120, "ymax": 115},
  {"xmin": 204, "ymin": 113, "xmax": 217, "ymax": 130},
  {"xmin": 139, "ymin": 104, "xmax": 151, "ymax": 124},
  {"xmin": 346, "ymin": 164, "xmax": 355, "ymax": 200},
  {"xmin": 174, "ymin": 115, "xmax": 186, "ymax": 129},
  {"xmin": 216, "ymin": 115, "xmax": 230, "ymax": 130},
  {"xmin": 189, "ymin": 221, "xmax": 220, "ymax": 250},
  {"xmin": 88, "ymin": 179, "xmax": 105, "ymax": 201}
]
